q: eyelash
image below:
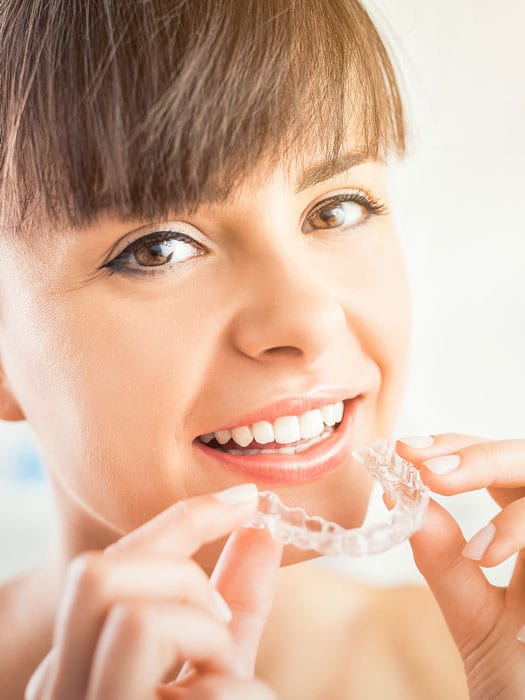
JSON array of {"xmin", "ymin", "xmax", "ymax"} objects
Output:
[
  {"xmin": 307, "ymin": 190, "xmax": 387, "ymax": 228},
  {"xmin": 103, "ymin": 190, "xmax": 388, "ymax": 278}
]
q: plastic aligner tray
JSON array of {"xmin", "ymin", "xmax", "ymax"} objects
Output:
[{"xmin": 242, "ymin": 438, "xmax": 430, "ymax": 557}]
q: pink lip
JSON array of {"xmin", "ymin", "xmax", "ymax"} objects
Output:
[
  {"xmin": 193, "ymin": 396, "xmax": 361, "ymax": 485},
  {"xmin": 200, "ymin": 386, "xmax": 361, "ymax": 435}
]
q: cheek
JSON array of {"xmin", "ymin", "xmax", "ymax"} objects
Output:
[
  {"xmin": 335, "ymin": 231, "xmax": 412, "ymax": 432},
  {"xmin": 0, "ymin": 278, "xmax": 228, "ymax": 528}
]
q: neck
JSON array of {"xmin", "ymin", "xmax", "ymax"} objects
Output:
[{"xmin": 43, "ymin": 466, "xmax": 125, "ymax": 571}]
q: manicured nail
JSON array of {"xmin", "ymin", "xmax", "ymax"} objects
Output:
[
  {"xmin": 398, "ymin": 435, "xmax": 434, "ymax": 448},
  {"xmin": 213, "ymin": 483, "xmax": 258, "ymax": 504},
  {"xmin": 517, "ymin": 625, "xmax": 525, "ymax": 644},
  {"xmin": 211, "ymin": 588, "xmax": 233, "ymax": 623},
  {"xmin": 462, "ymin": 522, "xmax": 496, "ymax": 560},
  {"xmin": 422, "ymin": 454, "xmax": 461, "ymax": 474}
]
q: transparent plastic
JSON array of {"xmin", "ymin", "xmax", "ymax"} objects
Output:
[{"xmin": 242, "ymin": 438, "xmax": 429, "ymax": 557}]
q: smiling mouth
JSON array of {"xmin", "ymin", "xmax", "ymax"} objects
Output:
[{"xmin": 196, "ymin": 400, "xmax": 344, "ymax": 456}]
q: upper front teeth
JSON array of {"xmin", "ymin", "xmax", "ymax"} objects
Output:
[{"xmin": 200, "ymin": 400, "xmax": 344, "ymax": 447}]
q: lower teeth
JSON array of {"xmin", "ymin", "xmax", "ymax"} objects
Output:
[{"xmin": 224, "ymin": 428, "xmax": 333, "ymax": 456}]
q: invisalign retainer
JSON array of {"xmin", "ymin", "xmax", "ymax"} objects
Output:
[{"xmin": 242, "ymin": 438, "xmax": 430, "ymax": 557}]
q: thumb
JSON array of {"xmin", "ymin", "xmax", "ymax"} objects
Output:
[
  {"xmin": 210, "ymin": 526, "xmax": 283, "ymax": 678},
  {"xmin": 410, "ymin": 497, "xmax": 504, "ymax": 656}
]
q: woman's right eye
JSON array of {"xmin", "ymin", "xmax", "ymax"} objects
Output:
[{"xmin": 104, "ymin": 231, "xmax": 205, "ymax": 276}]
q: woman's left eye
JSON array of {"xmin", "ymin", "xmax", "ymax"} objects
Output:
[{"xmin": 304, "ymin": 191, "xmax": 387, "ymax": 232}]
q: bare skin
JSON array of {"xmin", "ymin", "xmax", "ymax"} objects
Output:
[
  {"xmin": 0, "ymin": 152, "xmax": 413, "ymax": 697},
  {"xmin": 1, "ymin": 151, "xmax": 524, "ymax": 697},
  {"xmin": 2, "ymin": 487, "xmax": 284, "ymax": 699},
  {"xmin": 1, "ymin": 549, "xmax": 469, "ymax": 700},
  {"xmin": 257, "ymin": 564, "xmax": 468, "ymax": 700}
]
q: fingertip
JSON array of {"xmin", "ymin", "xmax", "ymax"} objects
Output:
[
  {"xmin": 409, "ymin": 497, "xmax": 466, "ymax": 570},
  {"xmin": 396, "ymin": 435, "xmax": 435, "ymax": 449}
]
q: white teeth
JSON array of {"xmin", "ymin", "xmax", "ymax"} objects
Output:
[
  {"xmin": 215, "ymin": 430, "xmax": 232, "ymax": 445},
  {"xmin": 299, "ymin": 409, "xmax": 324, "ymax": 439},
  {"xmin": 252, "ymin": 421, "xmax": 274, "ymax": 444},
  {"xmin": 231, "ymin": 425, "xmax": 253, "ymax": 447},
  {"xmin": 201, "ymin": 400, "xmax": 347, "ymax": 447},
  {"xmin": 320, "ymin": 404, "xmax": 336, "ymax": 426},
  {"xmin": 277, "ymin": 446, "xmax": 296, "ymax": 454},
  {"xmin": 224, "ymin": 428, "xmax": 333, "ymax": 456},
  {"xmin": 273, "ymin": 415, "xmax": 301, "ymax": 444}
]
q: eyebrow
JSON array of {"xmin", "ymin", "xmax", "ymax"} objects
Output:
[{"xmin": 294, "ymin": 150, "xmax": 369, "ymax": 193}]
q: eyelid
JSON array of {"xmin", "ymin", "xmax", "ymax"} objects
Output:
[
  {"xmin": 102, "ymin": 220, "xmax": 206, "ymax": 263},
  {"xmin": 302, "ymin": 188, "xmax": 387, "ymax": 230}
]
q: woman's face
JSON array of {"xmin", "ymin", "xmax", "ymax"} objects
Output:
[{"xmin": 0, "ymin": 150, "xmax": 411, "ymax": 569}]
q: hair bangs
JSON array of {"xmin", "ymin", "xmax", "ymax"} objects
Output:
[{"xmin": 0, "ymin": 0, "xmax": 405, "ymax": 232}]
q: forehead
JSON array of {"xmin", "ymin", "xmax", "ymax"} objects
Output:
[
  {"xmin": 117, "ymin": 151, "xmax": 388, "ymax": 230},
  {"xmin": 218, "ymin": 146, "xmax": 384, "ymax": 205}
]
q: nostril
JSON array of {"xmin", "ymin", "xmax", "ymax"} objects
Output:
[{"xmin": 262, "ymin": 346, "xmax": 302, "ymax": 357}]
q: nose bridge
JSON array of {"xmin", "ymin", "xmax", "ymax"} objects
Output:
[{"xmin": 229, "ymin": 243, "xmax": 347, "ymax": 363}]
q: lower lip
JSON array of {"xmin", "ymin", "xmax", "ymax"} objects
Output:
[{"xmin": 193, "ymin": 397, "xmax": 360, "ymax": 485}]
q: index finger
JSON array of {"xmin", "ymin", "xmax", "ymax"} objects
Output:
[
  {"xmin": 396, "ymin": 435, "xmax": 525, "ymax": 495},
  {"xmin": 105, "ymin": 483, "xmax": 259, "ymax": 558}
]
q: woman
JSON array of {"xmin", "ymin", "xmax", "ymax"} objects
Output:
[{"xmin": 0, "ymin": 1, "xmax": 523, "ymax": 698}]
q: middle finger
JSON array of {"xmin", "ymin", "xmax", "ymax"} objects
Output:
[
  {"xmin": 86, "ymin": 601, "xmax": 238, "ymax": 700},
  {"xmin": 49, "ymin": 553, "xmax": 231, "ymax": 700}
]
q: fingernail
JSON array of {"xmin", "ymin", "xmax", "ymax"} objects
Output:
[
  {"xmin": 213, "ymin": 483, "xmax": 258, "ymax": 504},
  {"xmin": 517, "ymin": 625, "xmax": 525, "ymax": 644},
  {"xmin": 462, "ymin": 522, "xmax": 496, "ymax": 560},
  {"xmin": 211, "ymin": 588, "xmax": 233, "ymax": 623},
  {"xmin": 422, "ymin": 454, "xmax": 461, "ymax": 474},
  {"xmin": 398, "ymin": 435, "xmax": 434, "ymax": 448}
]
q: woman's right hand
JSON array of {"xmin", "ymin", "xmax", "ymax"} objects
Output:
[{"xmin": 25, "ymin": 483, "xmax": 282, "ymax": 700}]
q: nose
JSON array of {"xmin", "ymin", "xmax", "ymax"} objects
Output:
[{"xmin": 229, "ymin": 250, "xmax": 347, "ymax": 367}]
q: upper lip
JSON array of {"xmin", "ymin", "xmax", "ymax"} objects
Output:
[{"xmin": 196, "ymin": 386, "xmax": 362, "ymax": 436}]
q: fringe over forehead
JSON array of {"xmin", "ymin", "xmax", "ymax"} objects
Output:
[{"xmin": 0, "ymin": 0, "xmax": 405, "ymax": 231}]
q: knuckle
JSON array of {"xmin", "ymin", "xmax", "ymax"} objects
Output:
[
  {"xmin": 171, "ymin": 497, "xmax": 192, "ymax": 518},
  {"xmin": 67, "ymin": 551, "xmax": 109, "ymax": 598},
  {"xmin": 176, "ymin": 498, "xmax": 200, "ymax": 527},
  {"xmin": 170, "ymin": 498, "xmax": 201, "ymax": 532},
  {"xmin": 106, "ymin": 601, "xmax": 150, "ymax": 640},
  {"xmin": 473, "ymin": 440, "xmax": 500, "ymax": 464}
]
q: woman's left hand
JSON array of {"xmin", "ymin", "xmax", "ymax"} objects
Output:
[{"xmin": 395, "ymin": 434, "xmax": 525, "ymax": 700}]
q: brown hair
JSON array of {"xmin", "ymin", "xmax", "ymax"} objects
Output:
[{"xmin": 0, "ymin": 0, "xmax": 405, "ymax": 232}]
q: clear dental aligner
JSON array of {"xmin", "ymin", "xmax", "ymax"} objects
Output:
[{"xmin": 243, "ymin": 438, "xmax": 430, "ymax": 557}]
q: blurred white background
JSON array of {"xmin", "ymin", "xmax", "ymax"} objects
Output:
[{"xmin": 1, "ymin": 0, "xmax": 524, "ymax": 588}]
